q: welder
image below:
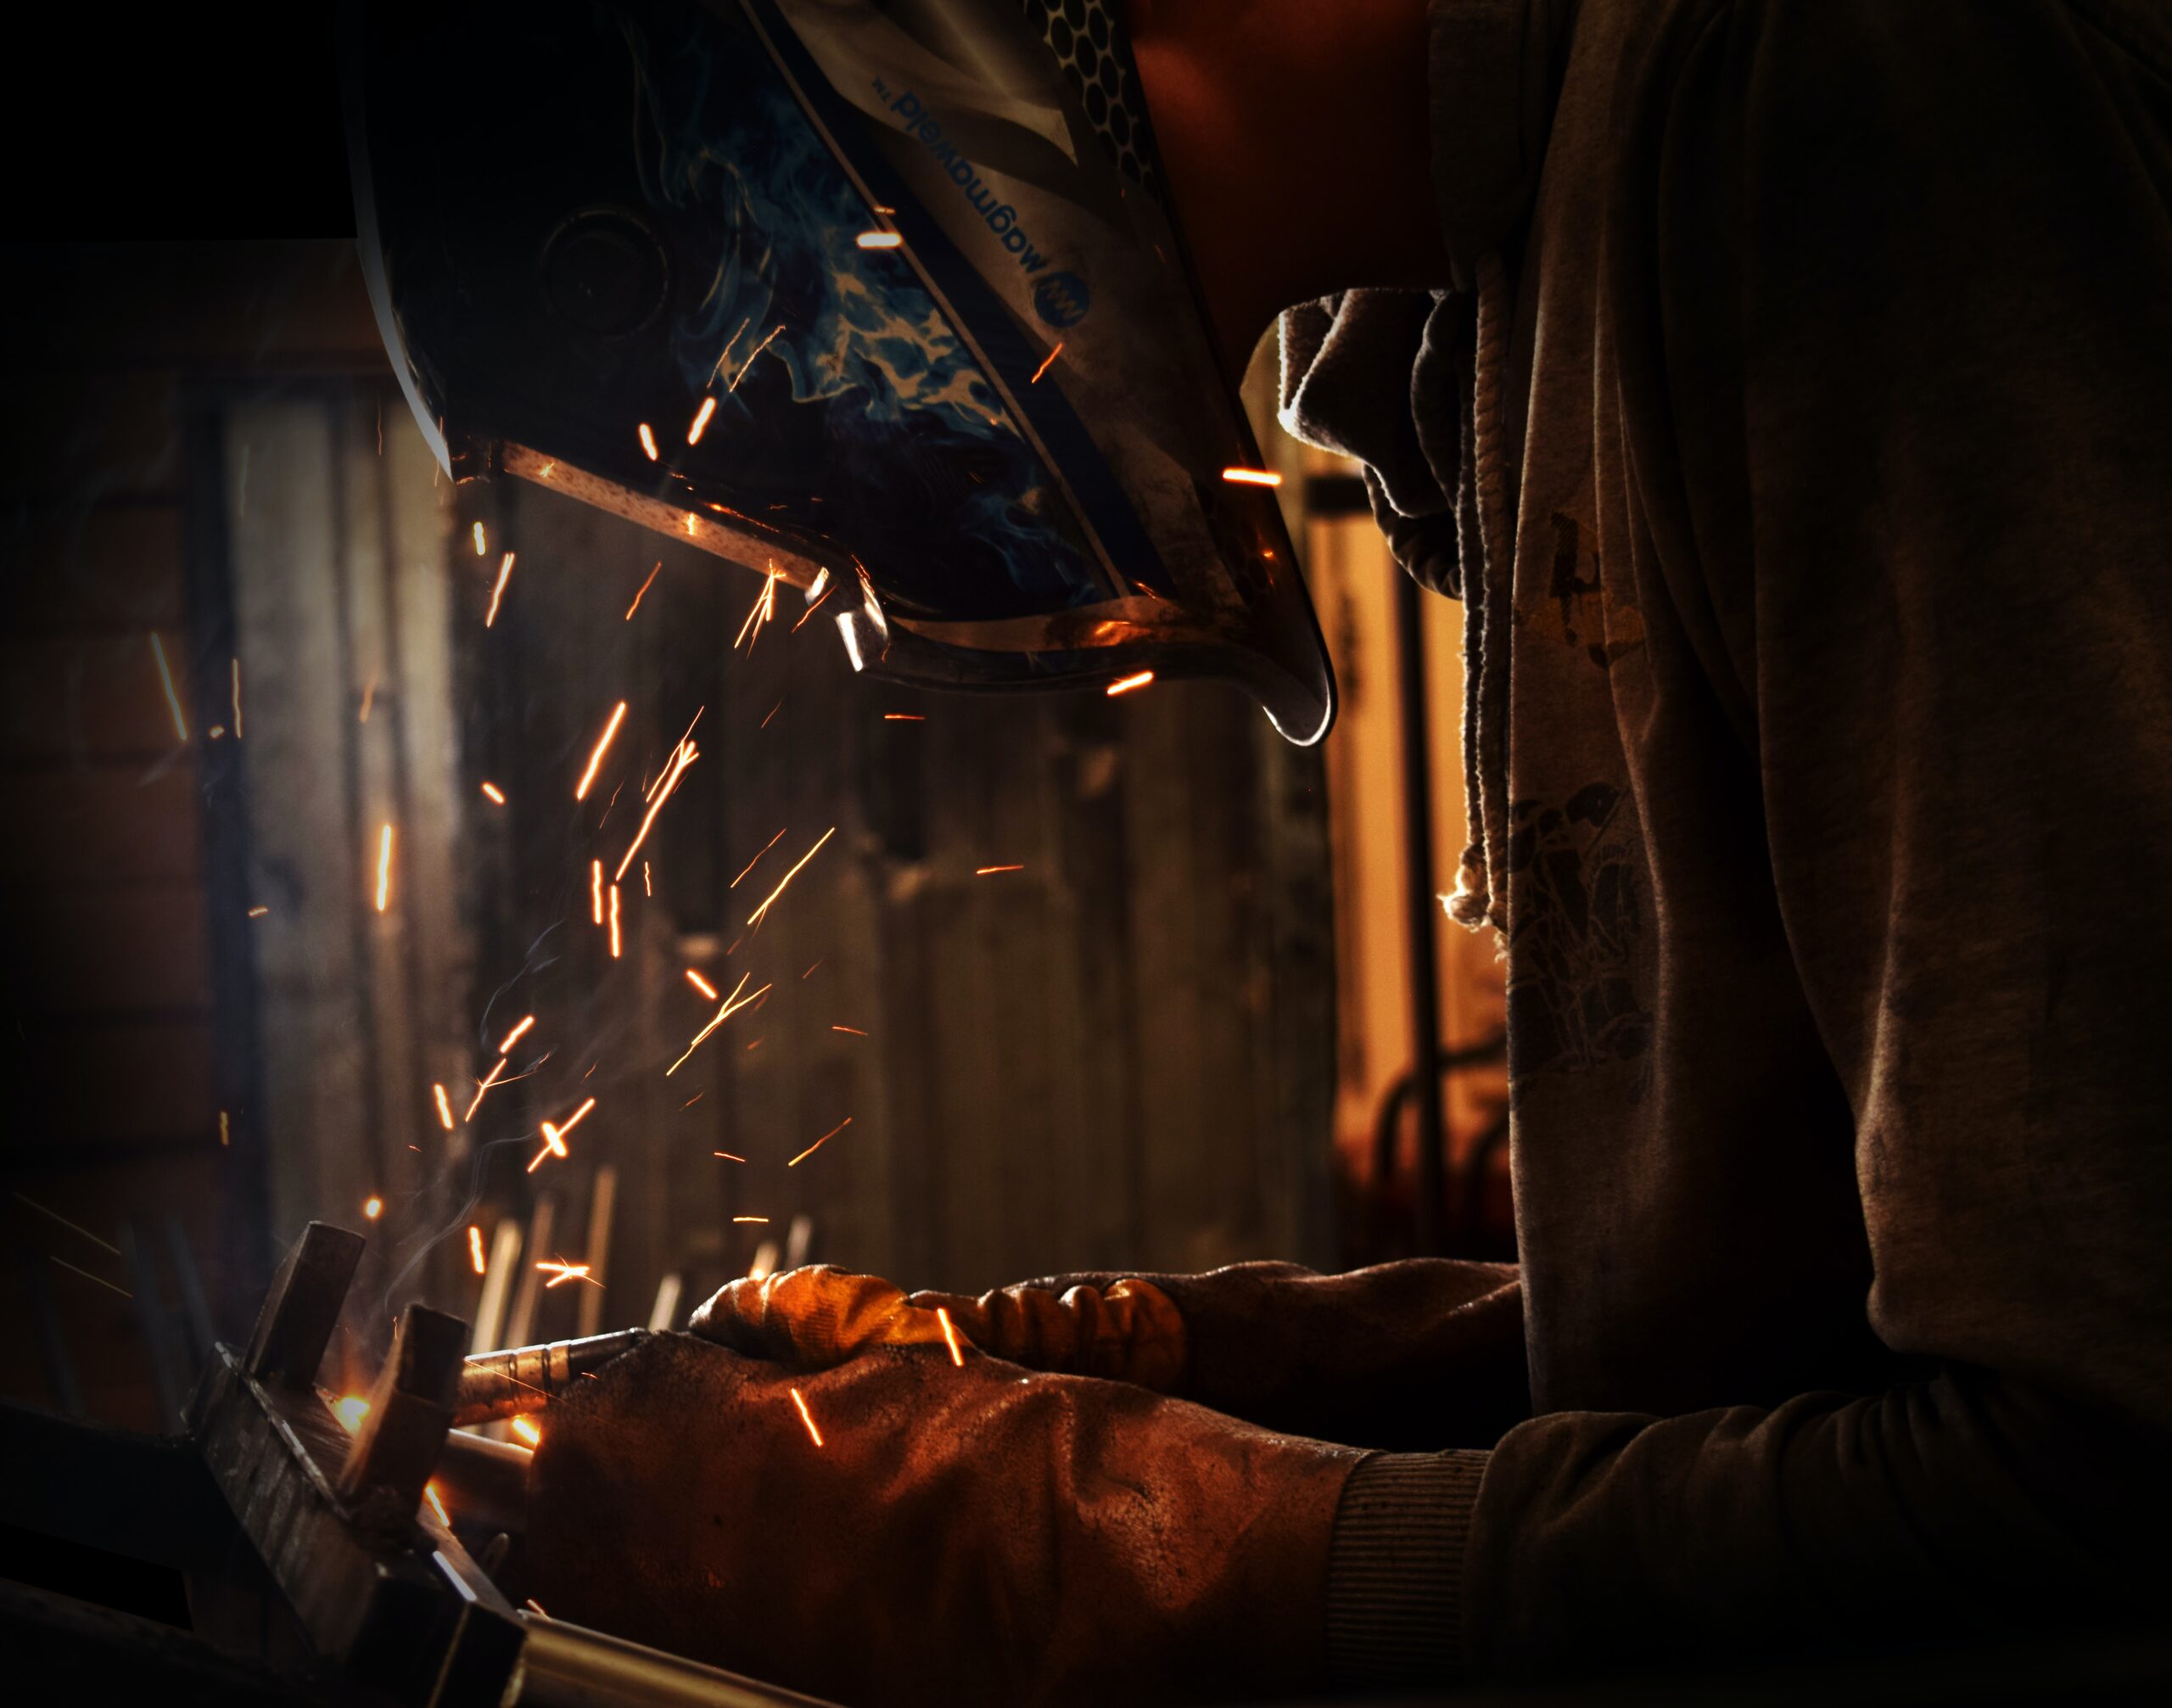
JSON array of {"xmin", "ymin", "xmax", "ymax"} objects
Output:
[{"xmin": 349, "ymin": 0, "xmax": 2172, "ymax": 1700}]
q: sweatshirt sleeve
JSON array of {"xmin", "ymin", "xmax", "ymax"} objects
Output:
[{"xmin": 1426, "ymin": 0, "xmax": 2172, "ymax": 1677}]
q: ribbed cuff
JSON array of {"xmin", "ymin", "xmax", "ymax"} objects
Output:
[{"xmin": 1324, "ymin": 1448, "xmax": 1488, "ymax": 1688}]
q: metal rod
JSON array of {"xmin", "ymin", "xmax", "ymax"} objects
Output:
[
  {"xmin": 1392, "ymin": 567, "xmax": 1448, "ymax": 1253},
  {"xmin": 453, "ymin": 1329, "xmax": 649, "ymax": 1425}
]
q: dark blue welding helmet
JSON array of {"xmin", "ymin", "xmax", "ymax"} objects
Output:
[{"xmin": 344, "ymin": 0, "xmax": 1335, "ymax": 742}]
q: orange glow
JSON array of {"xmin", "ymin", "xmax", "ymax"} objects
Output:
[
  {"xmin": 467, "ymin": 1224, "xmax": 487, "ymax": 1274},
  {"xmin": 479, "ymin": 781, "xmax": 507, "ymax": 804},
  {"xmin": 1221, "ymin": 467, "xmax": 1284, "ymax": 488},
  {"xmin": 498, "ymin": 1015, "xmax": 536, "ymax": 1056},
  {"xmin": 789, "ymin": 1386, "xmax": 824, "ymax": 1448},
  {"xmin": 714, "ymin": 1151, "xmax": 747, "ymax": 1162},
  {"xmin": 855, "ymin": 230, "xmax": 903, "ymax": 249},
  {"xmin": 334, "ymin": 1395, "xmax": 372, "ymax": 1433},
  {"xmin": 149, "ymin": 632, "xmax": 188, "ymax": 742},
  {"xmin": 509, "ymin": 1416, "xmax": 541, "ymax": 1447},
  {"xmin": 246, "ymin": 905, "xmax": 269, "ymax": 918},
  {"xmin": 608, "ymin": 884, "xmax": 623, "ymax": 960},
  {"xmin": 423, "ymin": 1482, "xmax": 450, "ymax": 1526},
  {"xmin": 465, "ymin": 1056, "xmax": 508, "ymax": 1122},
  {"xmin": 432, "ymin": 1084, "xmax": 456, "ymax": 1131},
  {"xmin": 473, "ymin": 522, "xmax": 487, "ymax": 557},
  {"xmin": 1030, "ymin": 341, "xmax": 1065, "ymax": 384},
  {"xmin": 484, "ymin": 552, "xmax": 516, "ymax": 626},
  {"xmin": 591, "ymin": 858, "xmax": 605, "ymax": 924},
  {"xmin": 937, "ymin": 1306, "xmax": 966, "ymax": 1366},
  {"xmin": 616, "ymin": 739, "xmax": 698, "ymax": 882},
  {"xmin": 831, "ymin": 1025, "xmax": 868, "ymax": 1037},
  {"xmin": 687, "ymin": 396, "xmax": 719, "ymax": 445},
  {"xmin": 787, "ymin": 1117, "xmax": 852, "ymax": 1168},
  {"xmin": 882, "ymin": 713, "xmax": 926, "ymax": 722},
  {"xmin": 731, "ymin": 826, "xmax": 788, "ymax": 889},
  {"xmin": 732, "ymin": 1218, "xmax": 767, "ymax": 1224},
  {"xmin": 686, "ymin": 968, "xmax": 720, "ymax": 1001},
  {"xmin": 747, "ymin": 826, "xmax": 836, "ymax": 927},
  {"xmin": 975, "ymin": 864, "xmax": 1023, "ymax": 876},
  {"xmin": 375, "ymin": 825, "xmax": 395, "ymax": 912},
  {"xmin": 575, "ymin": 701, "xmax": 630, "ymax": 800},
  {"xmin": 1106, "ymin": 670, "xmax": 1155, "ymax": 697},
  {"xmin": 363, "ymin": 1196, "xmax": 383, "ymax": 1220},
  {"xmin": 625, "ymin": 561, "xmax": 662, "ymax": 619},
  {"xmin": 638, "ymin": 423, "xmax": 660, "ymax": 461}
]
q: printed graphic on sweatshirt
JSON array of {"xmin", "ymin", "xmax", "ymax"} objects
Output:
[
  {"xmin": 1520, "ymin": 511, "xmax": 1645, "ymax": 672},
  {"xmin": 1504, "ymin": 781, "xmax": 1653, "ymax": 1086}
]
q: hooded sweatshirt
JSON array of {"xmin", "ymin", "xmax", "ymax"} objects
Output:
[{"xmin": 1285, "ymin": 0, "xmax": 2172, "ymax": 1683}]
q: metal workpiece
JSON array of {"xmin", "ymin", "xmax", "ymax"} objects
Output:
[
  {"xmin": 453, "ymin": 1329, "xmax": 651, "ymax": 1425},
  {"xmin": 508, "ymin": 1617, "xmax": 840, "ymax": 1708}
]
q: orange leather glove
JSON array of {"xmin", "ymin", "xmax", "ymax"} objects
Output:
[{"xmin": 523, "ymin": 1330, "xmax": 1363, "ymax": 1706}]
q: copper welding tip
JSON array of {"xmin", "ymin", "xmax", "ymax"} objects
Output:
[{"xmin": 452, "ymin": 1328, "xmax": 649, "ymax": 1425}]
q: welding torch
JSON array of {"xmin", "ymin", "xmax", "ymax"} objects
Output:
[{"xmin": 451, "ymin": 1327, "xmax": 651, "ymax": 1426}]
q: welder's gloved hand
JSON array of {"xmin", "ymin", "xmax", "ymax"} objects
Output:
[
  {"xmin": 691, "ymin": 1262, "xmax": 1187, "ymax": 1391},
  {"xmin": 523, "ymin": 1330, "xmax": 1363, "ymax": 1708}
]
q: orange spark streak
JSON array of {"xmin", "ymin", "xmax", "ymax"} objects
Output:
[
  {"xmin": 375, "ymin": 824, "xmax": 395, "ymax": 912},
  {"xmin": 231, "ymin": 657, "xmax": 243, "ymax": 737},
  {"xmin": 608, "ymin": 884, "xmax": 623, "ymax": 959},
  {"xmin": 644, "ymin": 861, "xmax": 652, "ymax": 897},
  {"xmin": 537, "ymin": 1257, "xmax": 598, "ymax": 1288},
  {"xmin": 498, "ymin": 1015, "xmax": 537, "ymax": 1056},
  {"xmin": 686, "ymin": 968, "xmax": 719, "ymax": 1001},
  {"xmin": 363, "ymin": 1196, "xmax": 383, "ymax": 1220},
  {"xmin": 432, "ymin": 1084, "xmax": 456, "ymax": 1131},
  {"xmin": 358, "ymin": 676, "xmax": 377, "ymax": 723},
  {"xmin": 803, "ymin": 961, "xmax": 821, "ymax": 978},
  {"xmin": 247, "ymin": 905, "xmax": 269, "ymax": 918},
  {"xmin": 484, "ymin": 552, "xmax": 516, "ymax": 626},
  {"xmin": 975, "ymin": 864, "xmax": 1023, "ymax": 876},
  {"xmin": 714, "ymin": 1151, "xmax": 746, "ymax": 1162},
  {"xmin": 747, "ymin": 826, "xmax": 836, "ymax": 927},
  {"xmin": 937, "ymin": 1306, "xmax": 966, "ymax": 1366},
  {"xmin": 473, "ymin": 522, "xmax": 487, "ymax": 557},
  {"xmin": 882, "ymin": 713, "xmax": 926, "ymax": 721},
  {"xmin": 666, "ymin": 974, "xmax": 768, "ymax": 1075},
  {"xmin": 729, "ymin": 323, "xmax": 787, "ymax": 392},
  {"xmin": 787, "ymin": 1117, "xmax": 852, "ymax": 1168},
  {"xmin": 733, "ymin": 1215, "xmax": 769, "ymax": 1224},
  {"xmin": 553, "ymin": 1097, "xmax": 597, "ymax": 1141},
  {"xmin": 1221, "ymin": 467, "xmax": 1284, "ymax": 487},
  {"xmin": 480, "ymin": 781, "xmax": 507, "ymax": 804},
  {"xmin": 575, "ymin": 701, "xmax": 630, "ymax": 800},
  {"xmin": 733, "ymin": 565, "xmax": 781, "ymax": 651},
  {"xmin": 790, "ymin": 1387, "xmax": 824, "ymax": 1448},
  {"xmin": 467, "ymin": 1224, "xmax": 486, "ymax": 1274},
  {"xmin": 1106, "ymin": 669, "xmax": 1155, "ymax": 697},
  {"xmin": 149, "ymin": 632, "xmax": 188, "ymax": 741},
  {"xmin": 423, "ymin": 1482, "xmax": 451, "ymax": 1526},
  {"xmin": 855, "ymin": 230, "xmax": 903, "ymax": 249},
  {"xmin": 1030, "ymin": 341, "xmax": 1065, "ymax": 384},
  {"xmin": 638, "ymin": 423, "xmax": 659, "ymax": 461},
  {"xmin": 616, "ymin": 740, "xmax": 698, "ymax": 882},
  {"xmin": 831, "ymin": 1026, "xmax": 868, "ymax": 1037},
  {"xmin": 509, "ymin": 1416, "xmax": 541, "ymax": 1446},
  {"xmin": 591, "ymin": 859, "xmax": 605, "ymax": 924},
  {"xmin": 791, "ymin": 582, "xmax": 835, "ymax": 633},
  {"xmin": 464, "ymin": 1056, "xmax": 508, "ymax": 1121},
  {"xmin": 687, "ymin": 396, "xmax": 719, "ymax": 444},
  {"xmin": 731, "ymin": 826, "xmax": 788, "ymax": 888},
  {"xmin": 625, "ymin": 561, "xmax": 662, "ymax": 619}
]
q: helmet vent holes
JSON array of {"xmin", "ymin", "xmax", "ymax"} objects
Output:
[{"xmin": 1018, "ymin": 1, "xmax": 1162, "ymax": 203}]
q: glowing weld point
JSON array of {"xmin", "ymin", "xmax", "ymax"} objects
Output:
[
  {"xmin": 638, "ymin": 423, "xmax": 659, "ymax": 462},
  {"xmin": 423, "ymin": 1483, "xmax": 450, "ymax": 1526},
  {"xmin": 498, "ymin": 1015, "xmax": 536, "ymax": 1056},
  {"xmin": 1221, "ymin": 467, "xmax": 1284, "ymax": 488},
  {"xmin": 375, "ymin": 824, "xmax": 395, "ymax": 912},
  {"xmin": 485, "ymin": 552, "xmax": 516, "ymax": 626},
  {"xmin": 790, "ymin": 1387, "xmax": 824, "ymax": 1448},
  {"xmin": 467, "ymin": 1224, "xmax": 486, "ymax": 1274},
  {"xmin": 1030, "ymin": 341, "xmax": 1065, "ymax": 384},
  {"xmin": 1106, "ymin": 670, "xmax": 1155, "ymax": 697},
  {"xmin": 575, "ymin": 701, "xmax": 629, "ymax": 800},
  {"xmin": 787, "ymin": 1117, "xmax": 852, "ymax": 1168},
  {"xmin": 479, "ymin": 781, "xmax": 507, "ymax": 804},
  {"xmin": 473, "ymin": 523, "xmax": 487, "ymax": 557},
  {"xmin": 856, "ymin": 231, "xmax": 903, "ymax": 249},
  {"xmin": 687, "ymin": 396, "xmax": 719, "ymax": 445},
  {"xmin": 148, "ymin": 633, "xmax": 188, "ymax": 742},
  {"xmin": 686, "ymin": 968, "xmax": 720, "ymax": 1001},
  {"xmin": 976, "ymin": 865, "xmax": 1024, "ymax": 876},
  {"xmin": 937, "ymin": 1306, "xmax": 966, "ymax": 1366},
  {"xmin": 509, "ymin": 1416, "xmax": 541, "ymax": 1447},
  {"xmin": 432, "ymin": 1084, "xmax": 456, "ymax": 1131},
  {"xmin": 334, "ymin": 1396, "xmax": 371, "ymax": 1433},
  {"xmin": 363, "ymin": 1196, "xmax": 383, "ymax": 1220},
  {"xmin": 626, "ymin": 562, "xmax": 661, "ymax": 619}
]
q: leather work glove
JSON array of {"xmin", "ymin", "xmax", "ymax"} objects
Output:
[
  {"xmin": 697, "ymin": 1257, "xmax": 1529, "ymax": 1451},
  {"xmin": 523, "ymin": 1330, "xmax": 1364, "ymax": 1707}
]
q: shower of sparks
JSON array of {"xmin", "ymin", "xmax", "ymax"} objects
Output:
[
  {"xmin": 465, "ymin": 1056, "xmax": 509, "ymax": 1121},
  {"xmin": 608, "ymin": 884, "xmax": 624, "ymax": 959},
  {"xmin": 731, "ymin": 826, "xmax": 788, "ymax": 888},
  {"xmin": 484, "ymin": 552, "xmax": 517, "ymax": 626},
  {"xmin": 638, "ymin": 423, "xmax": 660, "ymax": 462},
  {"xmin": 509, "ymin": 1416, "xmax": 541, "ymax": 1447},
  {"xmin": 789, "ymin": 1387, "xmax": 824, "ymax": 1448},
  {"xmin": 149, "ymin": 632, "xmax": 188, "ymax": 741},
  {"xmin": 375, "ymin": 824, "xmax": 395, "ymax": 912},
  {"xmin": 1221, "ymin": 467, "xmax": 1284, "ymax": 487},
  {"xmin": 787, "ymin": 1117, "xmax": 852, "ymax": 1168},
  {"xmin": 498, "ymin": 1015, "xmax": 536, "ymax": 1055},
  {"xmin": 615, "ymin": 738, "xmax": 698, "ymax": 882},
  {"xmin": 432, "ymin": 1084, "xmax": 456, "ymax": 1131},
  {"xmin": 231, "ymin": 658, "xmax": 243, "ymax": 736},
  {"xmin": 247, "ymin": 905, "xmax": 269, "ymax": 918},
  {"xmin": 480, "ymin": 781, "xmax": 507, "ymax": 804},
  {"xmin": 423, "ymin": 1483, "xmax": 451, "ymax": 1526},
  {"xmin": 687, "ymin": 396, "xmax": 719, "ymax": 445},
  {"xmin": 855, "ymin": 230, "xmax": 903, "ymax": 249},
  {"xmin": 729, "ymin": 323, "xmax": 787, "ymax": 392},
  {"xmin": 667, "ymin": 974, "xmax": 769, "ymax": 1074},
  {"xmin": 686, "ymin": 968, "xmax": 719, "ymax": 1001},
  {"xmin": 591, "ymin": 859, "xmax": 605, "ymax": 924},
  {"xmin": 467, "ymin": 1225, "xmax": 487, "ymax": 1274},
  {"xmin": 831, "ymin": 1025, "xmax": 868, "ymax": 1037},
  {"xmin": 473, "ymin": 522, "xmax": 487, "ymax": 557},
  {"xmin": 625, "ymin": 561, "xmax": 662, "ymax": 619},
  {"xmin": 1106, "ymin": 669, "xmax": 1155, "ymax": 697},
  {"xmin": 733, "ymin": 566, "xmax": 781, "ymax": 652},
  {"xmin": 976, "ymin": 864, "xmax": 1023, "ymax": 876},
  {"xmin": 937, "ymin": 1307, "xmax": 966, "ymax": 1366},
  {"xmin": 575, "ymin": 701, "xmax": 630, "ymax": 800},
  {"xmin": 882, "ymin": 713, "xmax": 925, "ymax": 721},
  {"xmin": 363, "ymin": 1196, "xmax": 383, "ymax": 1220},
  {"xmin": 358, "ymin": 676, "xmax": 378, "ymax": 723},
  {"xmin": 537, "ymin": 1257, "xmax": 599, "ymax": 1288},
  {"xmin": 1030, "ymin": 341, "xmax": 1065, "ymax": 384},
  {"xmin": 713, "ymin": 1151, "xmax": 746, "ymax": 1162},
  {"xmin": 747, "ymin": 826, "xmax": 836, "ymax": 927}
]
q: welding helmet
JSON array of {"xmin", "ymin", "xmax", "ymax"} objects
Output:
[{"xmin": 343, "ymin": 0, "xmax": 1335, "ymax": 742}]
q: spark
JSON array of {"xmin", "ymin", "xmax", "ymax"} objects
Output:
[
  {"xmin": 708, "ymin": 316, "xmax": 752, "ymax": 385},
  {"xmin": 729, "ymin": 323, "xmax": 787, "ymax": 392},
  {"xmin": 684, "ymin": 1093, "xmax": 705, "ymax": 1108},
  {"xmin": 464, "ymin": 1056, "xmax": 508, "ymax": 1121},
  {"xmin": 687, "ymin": 395, "xmax": 719, "ymax": 445},
  {"xmin": 231, "ymin": 657, "xmax": 243, "ymax": 737},
  {"xmin": 526, "ymin": 1599, "xmax": 549, "ymax": 1619},
  {"xmin": 747, "ymin": 826, "xmax": 836, "ymax": 927},
  {"xmin": 1030, "ymin": 341, "xmax": 1065, "ymax": 384},
  {"xmin": 976, "ymin": 864, "xmax": 1023, "ymax": 876},
  {"xmin": 484, "ymin": 552, "xmax": 516, "ymax": 626},
  {"xmin": 666, "ymin": 974, "xmax": 769, "ymax": 1074},
  {"xmin": 467, "ymin": 1225, "xmax": 486, "ymax": 1274},
  {"xmin": 625, "ymin": 561, "xmax": 662, "ymax": 619},
  {"xmin": 358, "ymin": 676, "xmax": 377, "ymax": 723},
  {"xmin": 219, "ymin": 1111, "xmax": 231, "ymax": 1145},
  {"xmin": 473, "ymin": 522, "xmax": 487, "ymax": 557},
  {"xmin": 649, "ymin": 708, "xmax": 706, "ymax": 798},
  {"xmin": 375, "ymin": 824, "xmax": 395, "ymax": 912},
  {"xmin": 50, "ymin": 1256, "xmax": 131, "ymax": 1298},
  {"xmin": 509, "ymin": 1416, "xmax": 541, "ymax": 1447},
  {"xmin": 787, "ymin": 1117, "xmax": 852, "ymax": 1168},
  {"xmin": 608, "ymin": 883, "xmax": 623, "ymax": 959},
  {"xmin": 686, "ymin": 968, "xmax": 719, "ymax": 1001},
  {"xmin": 432, "ymin": 1084, "xmax": 456, "ymax": 1130},
  {"xmin": 480, "ymin": 780, "xmax": 506, "ymax": 804},
  {"xmin": 733, "ymin": 564, "xmax": 781, "ymax": 652},
  {"xmin": 364, "ymin": 1196, "xmax": 383, "ymax": 1220},
  {"xmin": 792, "ymin": 582, "xmax": 836, "ymax": 633},
  {"xmin": 591, "ymin": 859, "xmax": 605, "ymax": 924},
  {"xmin": 498, "ymin": 1015, "xmax": 536, "ymax": 1056},
  {"xmin": 423, "ymin": 1483, "xmax": 451, "ymax": 1526},
  {"xmin": 856, "ymin": 230, "xmax": 903, "ymax": 249},
  {"xmin": 334, "ymin": 1396, "xmax": 372, "ymax": 1433},
  {"xmin": 574, "ymin": 701, "xmax": 630, "ymax": 800},
  {"xmin": 730, "ymin": 826, "xmax": 788, "ymax": 888},
  {"xmin": 550, "ymin": 1097, "xmax": 598, "ymax": 1142},
  {"xmin": 246, "ymin": 905, "xmax": 269, "ymax": 918},
  {"xmin": 527, "ymin": 1106, "xmax": 589, "ymax": 1173},
  {"xmin": 537, "ymin": 1257, "xmax": 598, "ymax": 1289},
  {"xmin": 733, "ymin": 1215, "xmax": 769, "ymax": 1224},
  {"xmin": 149, "ymin": 632, "xmax": 188, "ymax": 741},
  {"xmin": 789, "ymin": 1387, "xmax": 824, "ymax": 1448},
  {"xmin": 837, "ymin": 613, "xmax": 865, "ymax": 672},
  {"xmin": 831, "ymin": 1025, "xmax": 868, "ymax": 1037},
  {"xmin": 1106, "ymin": 669, "xmax": 1155, "ymax": 697},
  {"xmin": 713, "ymin": 1151, "xmax": 746, "ymax": 1162},
  {"xmin": 882, "ymin": 713, "xmax": 925, "ymax": 721},
  {"xmin": 643, "ymin": 861, "xmax": 652, "ymax": 897},
  {"xmin": 806, "ymin": 566, "xmax": 831, "ymax": 602},
  {"xmin": 615, "ymin": 739, "xmax": 698, "ymax": 882},
  {"xmin": 937, "ymin": 1306, "xmax": 966, "ymax": 1366},
  {"xmin": 803, "ymin": 961, "xmax": 821, "ymax": 979},
  {"xmin": 638, "ymin": 423, "xmax": 659, "ymax": 462},
  {"xmin": 760, "ymin": 698, "xmax": 785, "ymax": 729},
  {"xmin": 1221, "ymin": 467, "xmax": 1284, "ymax": 488},
  {"xmin": 12, "ymin": 1192, "xmax": 120, "ymax": 1256}
]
